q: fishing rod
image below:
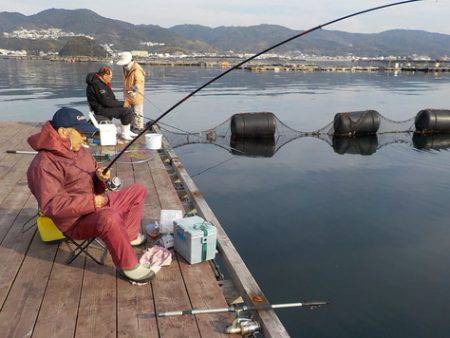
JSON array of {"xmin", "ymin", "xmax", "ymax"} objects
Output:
[
  {"xmin": 129, "ymin": 88, "xmax": 248, "ymax": 154},
  {"xmin": 147, "ymin": 300, "xmax": 329, "ymax": 318},
  {"xmin": 142, "ymin": 300, "xmax": 328, "ymax": 335},
  {"xmin": 6, "ymin": 150, "xmax": 37, "ymax": 155},
  {"xmin": 103, "ymin": 0, "xmax": 423, "ymax": 174}
]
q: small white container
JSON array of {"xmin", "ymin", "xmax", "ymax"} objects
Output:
[
  {"xmin": 157, "ymin": 233, "xmax": 174, "ymax": 249},
  {"xmin": 159, "ymin": 209, "xmax": 183, "ymax": 234},
  {"xmin": 145, "ymin": 133, "xmax": 162, "ymax": 150},
  {"xmin": 88, "ymin": 111, "xmax": 117, "ymax": 146},
  {"xmin": 99, "ymin": 124, "xmax": 117, "ymax": 146}
]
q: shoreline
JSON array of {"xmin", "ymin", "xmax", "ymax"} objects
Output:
[{"xmin": 2, "ymin": 55, "xmax": 450, "ymax": 73}]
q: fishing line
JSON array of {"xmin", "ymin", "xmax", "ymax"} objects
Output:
[
  {"xmin": 191, "ymin": 156, "xmax": 236, "ymax": 178},
  {"xmin": 130, "ymin": 90, "xmax": 247, "ymax": 154},
  {"xmin": 103, "ymin": 0, "xmax": 424, "ymax": 174}
]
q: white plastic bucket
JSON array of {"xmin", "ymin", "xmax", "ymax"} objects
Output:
[
  {"xmin": 99, "ymin": 124, "xmax": 117, "ymax": 146},
  {"xmin": 160, "ymin": 209, "xmax": 183, "ymax": 234},
  {"xmin": 145, "ymin": 133, "xmax": 162, "ymax": 150}
]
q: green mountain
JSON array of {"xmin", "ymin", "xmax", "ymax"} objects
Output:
[
  {"xmin": 169, "ymin": 24, "xmax": 450, "ymax": 57},
  {"xmin": 1, "ymin": 9, "xmax": 450, "ymax": 57},
  {"xmin": 59, "ymin": 36, "xmax": 108, "ymax": 57},
  {"xmin": 0, "ymin": 8, "xmax": 215, "ymax": 53}
]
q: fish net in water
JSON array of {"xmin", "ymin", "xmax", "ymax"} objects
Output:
[{"xmin": 157, "ymin": 111, "xmax": 450, "ymax": 157}]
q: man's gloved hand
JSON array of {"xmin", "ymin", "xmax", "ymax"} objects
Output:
[
  {"xmin": 96, "ymin": 168, "xmax": 111, "ymax": 182},
  {"xmin": 94, "ymin": 194, "xmax": 108, "ymax": 208}
]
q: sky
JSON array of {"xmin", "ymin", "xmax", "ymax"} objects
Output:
[{"xmin": 1, "ymin": 0, "xmax": 449, "ymax": 34}]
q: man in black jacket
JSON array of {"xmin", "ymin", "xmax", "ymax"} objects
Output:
[{"xmin": 86, "ymin": 66, "xmax": 136, "ymax": 141}]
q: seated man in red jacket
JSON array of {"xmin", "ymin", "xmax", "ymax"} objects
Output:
[{"xmin": 27, "ymin": 107, "xmax": 154, "ymax": 283}]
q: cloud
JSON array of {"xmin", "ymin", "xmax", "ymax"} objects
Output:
[{"xmin": 0, "ymin": 0, "xmax": 449, "ymax": 34}]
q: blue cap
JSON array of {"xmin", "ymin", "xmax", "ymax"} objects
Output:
[{"xmin": 51, "ymin": 107, "xmax": 98, "ymax": 135}]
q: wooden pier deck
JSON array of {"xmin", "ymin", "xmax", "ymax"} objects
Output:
[{"xmin": 0, "ymin": 121, "xmax": 288, "ymax": 337}]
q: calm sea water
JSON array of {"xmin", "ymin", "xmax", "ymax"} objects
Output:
[{"xmin": 1, "ymin": 59, "xmax": 449, "ymax": 337}]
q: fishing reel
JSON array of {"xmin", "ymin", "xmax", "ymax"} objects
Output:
[
  {"xmin": 106, "ymin": 176, "xmax": 122, "ymax": 191},
  {"xmin": 226, "ymin": 317, "xmax": 260, "ymax": 336},
  {"xmin": 225, "ymin": 307, "xmax": 260, "ymax": 336}
]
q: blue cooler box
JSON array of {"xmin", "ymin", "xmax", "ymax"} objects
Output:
[{"xmin": 174, "ymin": 216, "xmax": 217, "ymax": 264}]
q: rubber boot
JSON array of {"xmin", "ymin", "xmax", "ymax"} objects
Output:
[
  {"xmin": 122, "ymin": 263, "xmax": 156, "ymax": 283},
  {"xmin": 130, "ymin": 233, "xmax": 146, "ymax": 247},
  {"xmin": 121, "ymin": 124, "xmax": 133, "ymax": 141}
]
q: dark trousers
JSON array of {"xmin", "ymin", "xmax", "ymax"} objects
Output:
[{"xmin": 96, "ymin": 107, "xmax": 134, "ymax": 125}]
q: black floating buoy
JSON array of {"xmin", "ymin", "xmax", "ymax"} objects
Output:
[
  {"xmin": 332, "ymin": 135, "xmax": 379, "ymax": 155},
  {"xmin": 230, "ymin": 136, "xmax": 275, "ymax": 158},
  {"xmin": 413, "ymin": 133, "xmax": 450, "ymax": 150},
  {"xmin": 333, "ymin": 110, "xmax": 381, "ymax": 136},
  {"xmin": 414, "ymin": 109, "xmax": 450, "ymax": 133},
  {"xmin": 230, "ymin": 112, "xmax": 277, "ymax": 138}
]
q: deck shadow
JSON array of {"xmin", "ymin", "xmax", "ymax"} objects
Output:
[{"xmin": 0, "ymin": 206, "xmax": 121, "ymax": 279}]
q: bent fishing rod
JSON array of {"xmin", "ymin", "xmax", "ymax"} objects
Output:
[
  {"xmin": 103, "ymin": 0, "xmax": 423, "ymax": 174},
  {"xmin": 129, "ymin": 91, "xmax": 248, "ymax": 154}
]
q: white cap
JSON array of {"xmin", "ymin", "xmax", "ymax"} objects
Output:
[{"xmin": 116, "ymin": 52, "xmax": 132, "ymax": 66}]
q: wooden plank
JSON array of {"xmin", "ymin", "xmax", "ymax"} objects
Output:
[
  {"xmin": 135, "ymin": 160, "xmax": 160, "ymax": 221},
  {"xmin": 137, "ymin": 149, "xmax": 200, "ymax": 337},
  {"xmin": 148, "ymin": 154, "xmax": 183, "ymax": 211},
  {"xmin": 0, "ymin": 123, "xmax": 37, "ymax": 173},
  {"xmin": 0, "ymin": 195, "xmax": 38, "ymax": 308},
  {"xmin": 115, "ymin": 150, "xmax": 136, "ymax": 188},
  {"xmin": 0, "ymin": 122, "xmax": 26, "ymax": 154},
  {"xmin": 148, "ymin": 142, "xmax": 237, "ymax": 336},
  {"xmin": 0, "ymin": 124, "xmax": 39, "ymax": 205},
  {"xmin": 0, "ymin": 176, "xmax": 33, "ymax": 243},
  {"xmin": 177, "ymin": 257, "xmax": 236, "ymax": 337},
  {"xmin": 0, "ymin": 152, "xmax": 36, "ymax": 205},
  {"xmin": 155, "ymin": 126, "xmax": 289, "ymax": 337},
  {"xmin": 152, "ymin": 253, "xmax": 200, "ymax": 338},
  {"xmin": 116, "ymin": 149, "xmax": 159, "ymax": 338},
  {"xmin": 0, "ymin": 231, "xmax": 58, "ymax": 337},
  {"xmin": 117, "ymin": 262, "xmax": 159, "ymax": 338},
  {"xmin": 32, "ymin": 243, "xmax": 85, "ymax": 338},
  {"xmin": 0, "ymin": 121, "xmax": 32, "ymax": 148},
  {"xmin": 75, "ymin": 254, "xmax": 117, "ymax": 338},
  {"xmin": 148, "ymin": 145, "xmax": 240, "ymax": 337},
  {"xmin": 73, "ymin": 144, "xmax": 118, "ymax": 337}
]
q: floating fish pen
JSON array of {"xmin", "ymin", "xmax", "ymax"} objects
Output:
[{"xmin": 160, "ymin": 109, "xmax": 450, "ymax": 158}]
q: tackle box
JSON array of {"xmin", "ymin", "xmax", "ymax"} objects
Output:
[{"xmin": 174, "ymin": 216, "xmax": 217, "ymax": 265}]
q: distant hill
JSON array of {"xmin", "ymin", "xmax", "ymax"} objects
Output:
[
  {"xmin": 59, "ymin": 36, "xmax": 108, "ymax": 57},
  {"xmin": 170, "ymin": 24, "xmax": 450, "ymax": 57},
  {"xmin": 0, "ymin": 8, "xmax": 215, "ymax": 53},
  {"xmin": 1, "ymin": 8, "xmax": 450, "ymax": 57}
]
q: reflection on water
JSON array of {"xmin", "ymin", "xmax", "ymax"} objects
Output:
[
  {"xmin": 1, "ymin": 59, "xmax": 450, "ymax": 338},
  {"xmin": 332, "ymin": 135, "xmax": 379, "ymax": 155},
  {"xmin": 412, "ymin": 133, "xmax": 450, "ymax": 150},
  {"xmin": 230, "ymin": 136, "xmax": 276, "ymax": 157}
]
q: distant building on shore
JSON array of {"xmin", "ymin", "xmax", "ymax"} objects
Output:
[{"xmin": 131, "ymin": 50, "xmax": 149, "ymax": 58}]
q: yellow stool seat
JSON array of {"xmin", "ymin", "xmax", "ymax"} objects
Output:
[{"xmin": 37, "ymin": 216, "xmax": 65, "ymax": 243}]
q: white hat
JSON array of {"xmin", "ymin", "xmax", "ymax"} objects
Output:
[{"xmin": 116, "ymin": 52, "xmax": 132, "ymax": 66}]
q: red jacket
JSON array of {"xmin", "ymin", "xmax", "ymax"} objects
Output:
[{"xmin": 27, "ymin": 122, "xmax": 105, "ymax": 232}]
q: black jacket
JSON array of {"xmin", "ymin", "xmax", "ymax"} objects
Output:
[{"xmin": 86, "ymin": 73, "xmax": 123, "ymax": 113}]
